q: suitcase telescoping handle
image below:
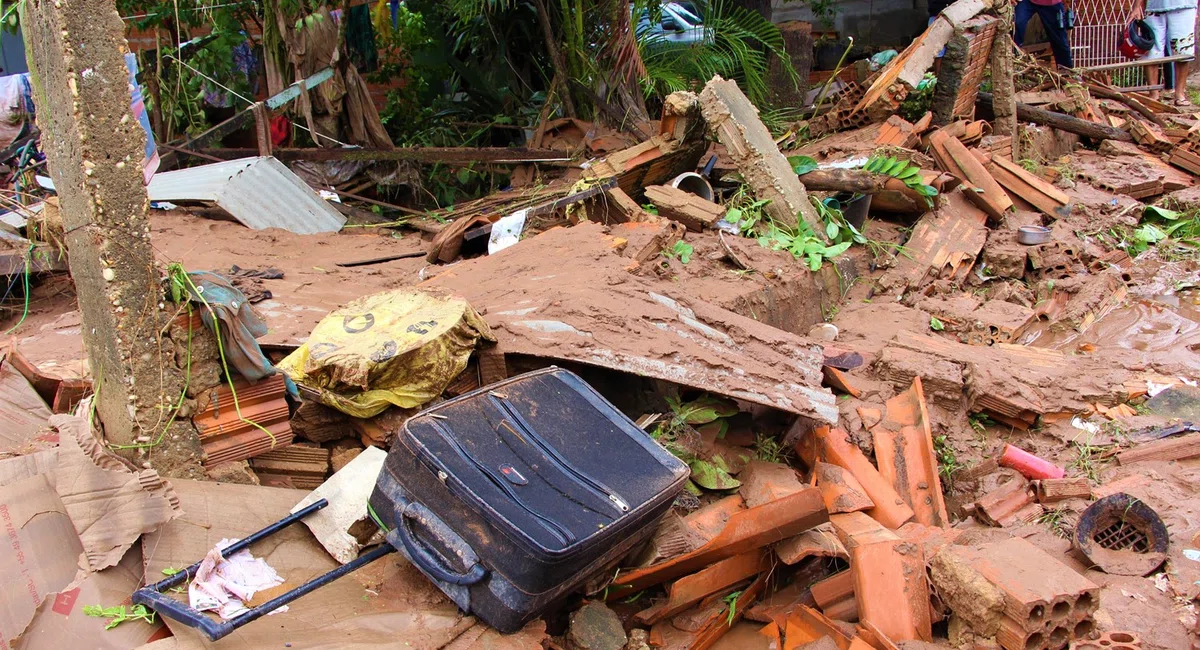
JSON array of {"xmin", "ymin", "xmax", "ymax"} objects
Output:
[
  {"xmin": 132, "ymin": 499, "xmax": 397, "ymax": 642},
  {"xmin": 388, "ymin": 500, "xmax": 488, "ymax": 586}
]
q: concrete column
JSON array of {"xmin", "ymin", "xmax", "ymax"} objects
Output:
[{"xmin": 22, "ymin": 0, "xmax": 204, "ymax": 477}]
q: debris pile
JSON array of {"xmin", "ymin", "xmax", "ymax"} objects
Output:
[{"xmin": 2, "ymin": 0, "xmax": 1200, "ymax": 647}]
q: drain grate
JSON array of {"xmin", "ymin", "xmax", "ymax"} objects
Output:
[{"xmin": 1093, "ymin": 519, "xmax": 1150, "ymax": 553}]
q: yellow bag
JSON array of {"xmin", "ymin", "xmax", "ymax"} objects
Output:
[{"xmin": 278, "ymin": 288, "xmax": 495, "ymax": 418}]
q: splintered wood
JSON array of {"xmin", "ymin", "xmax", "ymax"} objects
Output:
[{"xmin": 878, "ymin": 189, "xmax": 988, "ymax": 293}]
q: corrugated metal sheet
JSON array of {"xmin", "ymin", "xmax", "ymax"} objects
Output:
[{"xmin": 148, "ymin": 156, "xmax": 346, "ymax": 234}]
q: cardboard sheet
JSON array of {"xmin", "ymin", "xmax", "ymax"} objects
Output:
[
  {"xmin": 0, "ymin": 473, "xmax": 85, "ymax": 650},
  {"xmin": 0, "ymin": 362, "xmax": 55, "ymax": 455},
  {"xmin": 51, "ymin": 414, "xmax": 182, "ymax": 571},
  {"xmin": 142, "ymin": 480, "xmax": 474, "ymax": 649},
  {"xmin": 15, "ymin": 547, "xmax": 168, "ymax": 649}
]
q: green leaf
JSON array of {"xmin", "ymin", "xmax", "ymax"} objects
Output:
[
  {"xmin": 673, "ymin": 241, "xmax": 694, "ymax": 264},
  {"xmin": 823, "ymin": 241, "xmax": 852, "ymax": 257},
  {"xmin": 679, "ymin": 395, "xmax": 739, "ymax": 424},
  {"xmin": 683, "ymin": 479, "xmax": 703, "ymax": 496},
  {"xmin": 930, "ymin": 316, "xmax": 945, "ymax": 331},
  {"xmin": 897, "ymin": 166, "xmax": 921, "ymax": 180},
  {"xmin": 456, "ymin": 168, "xmax": 472, "ymax": 185},
  {"xmin": 807, "ymin": 254, "xmax": 822, "ymax": 271},
  {"xmin": 1135, "ymin": 223, "xmax": 1168, "ymax": 243},
  {"xmin": 688, "ymin": 459, "xmax": 742, "ymax": 490},
  {"xmin": 788, "ymin": 155, "xmax": 818, "ymax": 176},
  {"xmin": 825, "ymin": 221, "xmax": 839, "ymax": 240},
  {"xmin": 1144, "ymin": 206, "xmax": 1183, "ymax": 221}
]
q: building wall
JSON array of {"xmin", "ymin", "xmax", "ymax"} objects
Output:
[{"xmin": 773, "ymin": 0, "xmax": 929, "ymax": 50}]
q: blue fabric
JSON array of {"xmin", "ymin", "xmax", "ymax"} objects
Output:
[
  {"xmin": 1148, "ymin": 0, "xmax": 1197, "ymax": 14},
  {"xmin": 1014, "ymin": 0, "xmax": 1074, "ymax": 68},
  {"xmin": 185, "ymin": 271, "xmax": 297, "ymax": 398}
]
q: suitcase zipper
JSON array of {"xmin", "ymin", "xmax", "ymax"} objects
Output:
[
  {"xmin": 489, "ymin": 394, "xmax": 630, "ymax": 515},
  {"xmin": 426, "ymin": 419, "xmax": 577, "ymax": 546}
]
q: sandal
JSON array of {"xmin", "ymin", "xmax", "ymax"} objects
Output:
[{"xmin": 1175, "ymin": 98, "xmax": 1193, "ymax": 107}]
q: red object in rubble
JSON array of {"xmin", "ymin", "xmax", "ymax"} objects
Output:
[
  {"xmin": 999, "ymin": 443, "xmax": 1066, "ymax": 480},
  {"xmin": 270, "ymin": 115, "xmax": 291, "ymax": 147}
]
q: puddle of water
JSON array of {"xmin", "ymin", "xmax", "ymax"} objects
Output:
[{"xmin": 1024, "ymin": 289, "xmax": 1200, "ymax": 353}]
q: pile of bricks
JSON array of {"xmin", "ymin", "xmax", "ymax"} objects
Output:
[{"xmin": 931, "ymin": 537, "xmax": 1100, "ymax": 650}]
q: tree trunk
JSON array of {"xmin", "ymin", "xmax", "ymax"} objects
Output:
[
  {"xmin": 977, "ymin": 92, "xmax": 1134, "ymax": 143},
  {"xmin": 532, "ymin": 0, "xmax": 578, "ymax": 118},
  {"xmin": 23, "ymin": 0, "xmax": 205, "ymax": 478}
]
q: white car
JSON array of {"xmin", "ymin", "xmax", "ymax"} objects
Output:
[{"xmin": 634, "ymin": 2, "xmax": 712, "ymax": 46}]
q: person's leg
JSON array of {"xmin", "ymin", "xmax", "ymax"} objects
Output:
[
  {"xmin": 1143, "ymin": 12, "xmax": 1168, "ymax": 99},
  {"xmin": 1013, "ymin": 0, "xmax": 1034, "ymax": 45},
  {"xmin": 1167, "ymin": 7, "xmax": 1197, "ymax": 103},
  {"xmin": 1036, "ymin": 3, "xmax": 1074, "ymax": 68}
]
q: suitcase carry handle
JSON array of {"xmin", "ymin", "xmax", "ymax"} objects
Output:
[
  {"xmin": 390, "ymin": 500, "xmax": 488, "ymax": 586},
  {"xmin": 132, "ymin": 499, "xmax": 396, "ymax": 641}
]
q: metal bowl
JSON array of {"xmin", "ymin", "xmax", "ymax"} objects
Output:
[{"xmin": 1017, "ymin": 225, "xmax": 1052, "ymax": 245}]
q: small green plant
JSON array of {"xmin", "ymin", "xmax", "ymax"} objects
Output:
[
  {"xmin": 861, "ymin": 155, "xmax": 939, "ymax": 208},
  {"xmin": 929, "ymin": 316, "xmax": 945, "ymax": 331},
  {"xmin": 83, "ymin": 604, "xmax": 156, "ymax": 630},
  {"xmin": 1018, "ymin": 159, "xmax": 1040, "ymax": 173},
  {"xmin": 1037, "ymin": 507, "xmax": 1072, "ymax": 539},
  {"xmin": 1070, "ymin": 435, "xmax": 1110, "ymax": 483},
  {"xmin": 753, "ymin": 432, "xmax": 792, "ymax": 464},
  {"xmin": 723, "ymin": 590, "xmax": 743, "ymax": 626},
  {"xmin": 898, "ymin": 73, "xmax": 937, "ymax": 121},
  {"xmin": 933, "ymin": 434, "xmax": 961, "ymax": 485},
  {"xmin": 643, "ymin": 204, "xmax": 660, "ymax": 216},
  {"xmin": 663, "ymin": 240, "xmax": 694, "ymax": 264},
  {"xmin": 968, "ymin": 413, "xmax": 994, "ymax": 437}
]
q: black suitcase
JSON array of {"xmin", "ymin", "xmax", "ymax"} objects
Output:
[{"xmin": 368, "ymin": 367, "xmax": 690, "ymax": 632}]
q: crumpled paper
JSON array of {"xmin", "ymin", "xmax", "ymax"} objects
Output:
[{"xmin": 190, "ymin": 539, "xmax": 287, "ymax": 620}]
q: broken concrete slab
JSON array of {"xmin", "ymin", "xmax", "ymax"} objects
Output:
[
  {"xmin": 699, "ymin": 76, "xmax": 823, "ymax": 236},
  {"xmin": 292, "ymin": 446, "xmax": 386, "ymax": 564},
  {"xmin": 425, "ymin": 222, "xmax": 838, "ymax": 423}
]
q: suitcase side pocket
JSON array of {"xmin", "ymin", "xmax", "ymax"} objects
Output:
[{"xmin": 386, "ymin": 500, "xmax": 488, "ymax": 586}]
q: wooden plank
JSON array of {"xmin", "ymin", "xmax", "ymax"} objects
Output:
[
  {"xmin": 201, "ymin": 146, "xmax": 573, "ymax": 165},
  {"xmin": 643, "ymin": 184, "xmax": 725, "ymax": 232}
]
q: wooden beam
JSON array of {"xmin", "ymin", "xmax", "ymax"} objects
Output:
[
  {"xmin": 977, "ymin": 92, "xmax": 1134, "ymax": 142},
  {"xmin": 200, "ymin": 147, "xmax": 573, "ymax": 165}
]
